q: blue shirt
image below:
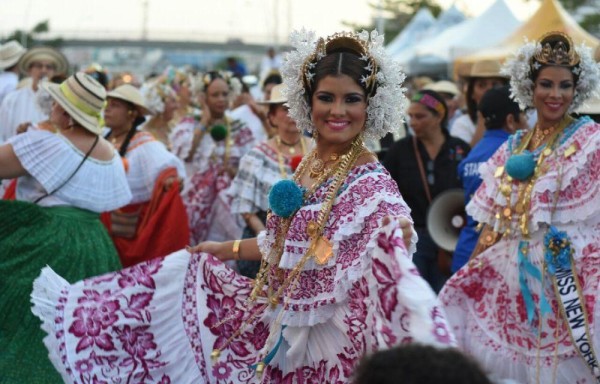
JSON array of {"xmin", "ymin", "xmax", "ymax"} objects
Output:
[{"xmin": 451, "ymin": 129, "xmax": 511, "ymax": 272}]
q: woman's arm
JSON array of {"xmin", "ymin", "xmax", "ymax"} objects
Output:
[
  {"xmin": 242, "ymin": 213, "xmax": 266, "ymax": 235},
  {"xmin": 187, "ymin": 237, "xmax": 262, "ymax": 261},
  {"xmin": 0, "ymin": 143, "xmax": 26, "ymax": 179}
]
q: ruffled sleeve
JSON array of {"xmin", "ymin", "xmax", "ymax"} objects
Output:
[
  {"xmin": 465, "ymin": 138, "xmax": 511, "ymax": 227},
  {"xmin": 169, "ymin": 116, "xmax": 195, "ymax": 161},
  {"xmin": 467, "ymin": 118, "xmax": 600, "ymax": 233},
  {"xmin": 228, "ymin": 143, "xmax": 288, "ymax": 214},
  {"xmin": 126, "ymin": 133, "xmax": 186, "ymax": 204},
  {"xmin": 9, "ymin": 130, "xmax": 132, "ymax": 212}
]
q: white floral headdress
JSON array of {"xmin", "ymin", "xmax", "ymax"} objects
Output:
[
  {"xmin": 282, "ymin": 29, "xmax": 407, "ymax": 140},
  {"xmin": 502, "ymin": 31, "xmax": 600, "ymax": 113},
  {"xmin": 140, "ymin": 80, "xmax": 177, "ymax": 115},
  {"xmin": 190, "ymin": 71, "xmax": 243, "ymax": 98}
]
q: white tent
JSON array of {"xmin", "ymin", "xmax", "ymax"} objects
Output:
[
  {"xmin": 415, "ymin": 0, "xmax": 520, "ymax": 63},
  {"xmin": 385, "ymin": 8, "xmax": 435, "ymax": 57},
  {"xmin": 422, "ymin": 4, "xmax": 466, "ymax": 39},
  {"xmin": 392, "ymin": 5, "xmax": 466, "ymax": 73}
]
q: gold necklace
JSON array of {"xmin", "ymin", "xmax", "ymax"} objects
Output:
[
  {"xmin": 277, "ymin": 135, "xmax": 301, "ymax": 155},
  {"xmin": 495, "ymin": 115, "xmax": 573, "ymax": 238},
  {"xmin": 308, "ymin": 151, "xmax": 341, "ymax": 179},
  {"xmin": 531, "ymin": 123, "xmax": 555, "ymax": 149}
]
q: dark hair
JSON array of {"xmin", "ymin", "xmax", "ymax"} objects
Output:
[
  {"xmin": 262, "ymin": 72, "xmax": 282, "ymax": 89},
  {"xmin": 352, "ymin": 344, "xmax": 492, "ymax": 384},
  {"xmin": 530, "ymin": 33, "xmax": 580, "ymax": 85},
  {"xmin": 87, "ymin": 71, "xmax": 109, "ymax": 89},
  {"xmin": 465, "ymin": 77, "xmax": 508, "ymax": 123},
  {"xmin": 308, "ymin": 49, "xmax": 375, "ymax": 104},
  {"xmin": 479, "ymin": 85, "xmax": 521, "ymax": 130},
  {"xmin": 411, "ymin": 89, "xmax": 449, "ymax": 131},
  {"xmin": 107, "ymin": 98, "xmax": 147, "ymax": 157},
  {"xmin": 203, "ymin": 71, "xmax": 225, "ymax": 91}
]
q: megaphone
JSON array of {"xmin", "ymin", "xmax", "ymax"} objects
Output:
[{"xmin": 427, "ymin": 189, "xmax": 466, "ymax": 252}]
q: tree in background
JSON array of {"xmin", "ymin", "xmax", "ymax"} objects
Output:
[
  {"xmin": 343, "ymin": 0, "xmax": 442, "ymax": 43},
  {"xmin": 555, "ymin": 0, "xmax": 600, "ymax": 35},
  {"xmin": 3, "ymin": 20, "xmax": 63, "ymax": 48}
]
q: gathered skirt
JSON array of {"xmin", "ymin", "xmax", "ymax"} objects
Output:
[{"xmin": 0, "ymin": 200, "xmax": 121, "ymax": 383}]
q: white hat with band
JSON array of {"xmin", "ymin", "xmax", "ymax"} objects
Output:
[{"xmin": 44, "ymin": 72, "xmax": 107, "ymax": 135}]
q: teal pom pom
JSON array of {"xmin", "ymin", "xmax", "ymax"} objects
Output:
[
  {"xmin": 210, "ymin": 125, "xmax": 228, "ymax": 141},
  {"xmin": 505, "ymin": 151, "xmax": 536, "ymax": 181},
  {"xmin": 269, "ymin": 180, "xmax": 304, "ymax": 218}
]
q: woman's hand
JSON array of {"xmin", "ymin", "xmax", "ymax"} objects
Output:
[
  {"xmin": 187, "ymin": 241, "xmax": 229, "ymax": 260},
  {"xmin": 382, "ymin": 216, "xmax": 414, "ymax": 250}
]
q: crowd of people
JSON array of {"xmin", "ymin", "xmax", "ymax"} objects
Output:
[{"xmin": 0, "ymin": 28, "xmax": 599, "ymax": 384}]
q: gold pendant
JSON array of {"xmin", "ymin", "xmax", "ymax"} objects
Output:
[
  {"xmin": 289, "ymin": 147, "xmax": 296, "ymax": 155},
  {"xmin": 494, "ymin": 166, "xmax": 505, "ymax": 178},
  {"xmin": 564, "ymin": 143, "xmax": 577, "ymax": 158},
  {"xmin": 306, "ymin": 221, "xmax": 318, "ymax": 238},
  {"xmin": 312, "ymin": 236, "xmax": 333, "ymax": 265},
  {"xmin": 502, "ymin": 207, "xmax": 512, "ymax": 218},
  {"xmin": 500, "ymin": 184, "xmax": 512, "ymax": 197}
]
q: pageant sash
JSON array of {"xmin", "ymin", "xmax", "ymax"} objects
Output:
[{"xmin": 546, "ymin": 226, "xmax": 600, "ymax": 383}]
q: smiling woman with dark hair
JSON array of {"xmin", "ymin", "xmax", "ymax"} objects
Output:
[
  {"xmin": 440, "ymin": 31, "xmax": 600, "ymax": 384},
  {"xmin": 31, "ymin": 31, "xmax": 453, "ymax": 384}
]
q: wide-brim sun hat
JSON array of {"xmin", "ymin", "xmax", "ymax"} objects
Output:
[
  {"xmin": 18, "ymin": 46, "xmax": 69, "ymax": 75},
  {"xmin": 258, "ymin": 83, "xmax": 287, "ymax": 104},
  {"xmin": 468, "ymin": 59, "xmax": 508, "ymax": 79},
  {"xmin": 0, "ymin": 40, "xmax": 27, "ymax": 70},
  {"xmin": 44, "ymin": 72, "xmax": 107, "ymax": 135},
  {"xmin": 107, "ymin": 84, "xmax": 153, "ymax": 115},
  {"xmin": 423, "ymin": 80, "xmax": 460, "ymax": 97}
]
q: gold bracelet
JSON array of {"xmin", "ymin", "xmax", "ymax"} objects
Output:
[{"xmin": 232, "ymin": 239, "xmax": 241, "ymax": 260}]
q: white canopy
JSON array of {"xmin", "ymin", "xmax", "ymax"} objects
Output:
[
  {"xmin": 391, "ymin": 5, "xmax": 466, "ymax": 72},
  {"xmin": 415, "ymin": 0, "xmax": 520, "ymax": 62},
  {"xmin": 385, "ymin": 8, "xmax": 435, "ymax": 57}
]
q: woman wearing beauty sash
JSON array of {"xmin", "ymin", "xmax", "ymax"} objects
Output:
[{"xmin": 439, "ymin": 32, "xmax": 600, "ymax": 384}]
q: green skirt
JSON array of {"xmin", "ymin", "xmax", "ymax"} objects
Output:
[{"xmin": 0, "ymin": 200, "xmax": 122, "ymax": 383}]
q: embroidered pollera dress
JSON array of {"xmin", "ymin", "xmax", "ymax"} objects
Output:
[
  {"xmin": 170, "ymin": 116, "xmax": 256, "ymax": 244},
  {"xmin": 31, "ymin": 161, "xmax": 454, "ymax": 383},
  {"xmin": 0, "ymin": 129, "xmax": 131, "ymax": 383},
  {"xmin": 439, "ymin": 117, "xmax": 600, "ymax": 383}
]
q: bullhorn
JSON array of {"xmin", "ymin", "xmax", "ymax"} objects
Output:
[{"xmin": 427, "ymin": 189, "xmax": 466, "ymax": 252}]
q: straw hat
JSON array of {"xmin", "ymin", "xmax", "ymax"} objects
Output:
[
  {"xmin": 258, "ymin": 83, "xmax": 287, "ymax": 104},
  {"xmin": 44, "ymin": 72, "xmax": 107, "ymax": 135},
  {"xmin": 423, "ymin": 80, "xmax": 460, "ymax": 97},
  {"xmin": 18, "ymin": 46, "xmax": 68, "ymax": 75},
  {"xmin": 0, "ymin": 41, "xmax": 27, "ymax": 70},
  {"xmin": 468, "ymin": 60, "xmax": 507, "ymax": 79},
  {"xmin": 107, "ymin": 84, "xmax": 152, "ymax": 115}
]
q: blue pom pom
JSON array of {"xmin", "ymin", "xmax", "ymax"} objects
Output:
[
  {"xmin": 505, "ymin": 151, "xmax": 536, "ymax": 181},
  {"xmin": 269, "ymin": 180, "xmax": 304, "ymax": 218}
]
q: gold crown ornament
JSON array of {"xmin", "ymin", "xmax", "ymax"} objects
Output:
[
  {"xmin": 532, "ymin": 32, "xmax": 580, "ymax": 67},
  {"xmin": 302, "ymin": 31, "xmax": 378, "ymax": 97}
]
